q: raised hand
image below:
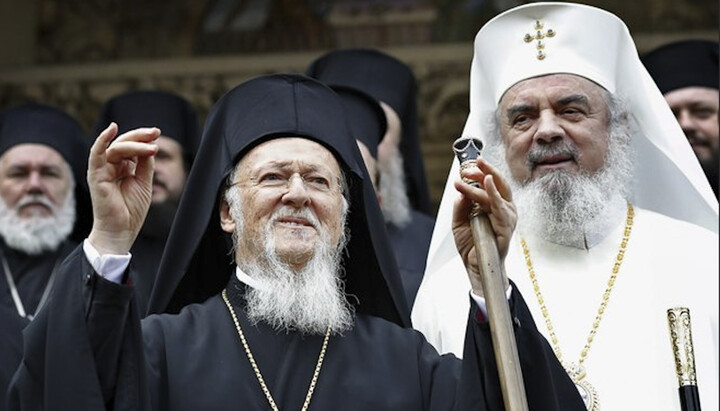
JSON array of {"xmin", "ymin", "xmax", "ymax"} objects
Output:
[
  {"xmin": 87, "ymin": 123, "xmax": 160, "ymax": 255},
  {"xmin": 452, "ymin": 157, "xmax": 516, "ymax": 296}
]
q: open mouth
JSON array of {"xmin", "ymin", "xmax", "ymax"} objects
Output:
[{"xmin": 276, "ymin": 217, "xmax": 315, "ymax": 228}]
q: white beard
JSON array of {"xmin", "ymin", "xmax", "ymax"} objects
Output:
[
  {"xmin": 226, "ymin": 186, "xmax": 354, "ymax": 336},
  {"xmin": 0, "ymin": 192, "xmax": 76, "ymax": 255},
  {"xmin": 485, "ymin": 124, "xmax": 633, "ymax": 248},
  {"xmin": 378, "ymin": 149, "xmax": 411, "ymax": 227}
]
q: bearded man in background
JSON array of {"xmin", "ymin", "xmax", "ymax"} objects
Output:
[{"xmin": 0, "ymin": 103, "xmax": 90, "ymax": 400}]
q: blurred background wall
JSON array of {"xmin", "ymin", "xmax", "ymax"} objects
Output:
[{"xmin": 0, "ymin": 0, "xmax": 717, "ymax": 212}]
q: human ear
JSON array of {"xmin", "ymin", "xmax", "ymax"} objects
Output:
[{"xmin": 219, "ymin": 198, "xmax": 236, "ymax": 234}]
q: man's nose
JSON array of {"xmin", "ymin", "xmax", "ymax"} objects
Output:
[
  {"xmin": 26, "ymin": 171, "xmax": 45, "ymax": 193},
  {"xmin": 281, "ymin": 174, "xmax": 311, "ymax": 208},
  {"xmin": 533, "ymin": 112, "xmax": 565, "ymax": 144},
  {"xmin": 676, "ymin": 109, "xmax": 698, "ymax": 133}
]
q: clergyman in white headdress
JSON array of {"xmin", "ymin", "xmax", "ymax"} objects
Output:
[{"xmin": 412, "ymin": 3, "xmax": 719, "ymax": 410}]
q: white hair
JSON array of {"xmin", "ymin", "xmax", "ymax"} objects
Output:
[
  {"xmin": 0, "ymin": 166, "xmax": 76, "ymax": 255},
  {"xmin": 223, "ymin": 172, "xmax": 354, "ymax": 335},
  {"xmin": 377, "ymin": 148, "xmax": 411, "ymax": 227},
  {"xmin": 484, "ymin": 92, "xmax": 634, "ymax": 247}
]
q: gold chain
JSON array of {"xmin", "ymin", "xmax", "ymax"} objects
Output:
[
  {"xmin": 522, "ymin": 203, "xmax": 634, "ymax": 367},
  {"xmin": 222, "ymin": 289, "xmax": 331, "ymax": 411}
]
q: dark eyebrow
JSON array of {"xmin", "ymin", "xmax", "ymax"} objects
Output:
[
  {"xmin": 687, "ymin": 101, "xmax": 717, "ymax": 110},
  {"xmin": 505, "ymin": 104, "xmax": 535, "ymax": 121},
  {"xmin": 41, "ymin": 165, "xmax": 63, "ymax": 174},
  {"xmin": 6, "ymin": 164, "xmax": 31, "ymax": 174},
  {"xmin": 557, "ymin": 94, "xmax": 589, "ymax": 108},
  {"xmin": 6, "ymin": 164, "xmax": 29, "ymax": 172}
]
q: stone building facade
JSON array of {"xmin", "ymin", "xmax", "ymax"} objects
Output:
[{"xmin": 1, "ymin": 0, "xmax": 717, "ymax": 211}]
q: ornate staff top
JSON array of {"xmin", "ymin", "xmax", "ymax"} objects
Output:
[
  {"xmin": 667, "ymin": 307, "xmax": 698, "ymax": 387},
  {"xmin": 453, "ymin": 136, "xmax": 483, "ymax": 166},
  {"xmin": 453, "ymin": 136, "xmax": 484, "ymax": 217}
]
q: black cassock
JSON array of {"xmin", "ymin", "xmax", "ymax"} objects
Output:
[
  {"xmin": 128, "ymin": 235, "xmax": 164, "ymax": 316},
  {"xmin": 7, "ymin": 247, "xmax": 585, "ymax": 411},
  {"xmin": 0, "ymin": 240, "xmax": 74, "ymax": 405},
  {"xmin": 386, "ymin": 210, "xmax": 435, "ymax": 309},
  {"xmin": 129, "ymin": 200, "xmax": 179, "ymax": 316}
]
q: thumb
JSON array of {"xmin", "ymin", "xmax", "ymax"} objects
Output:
[{"xmin": 135, "ymin": 152, "xmax": 156, "ymax": 186}]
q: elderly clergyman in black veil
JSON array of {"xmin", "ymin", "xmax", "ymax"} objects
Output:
[
  {"xmin": 328, "ymin": 84, "xmax": 430, "ymax": 307},
  {"xmin": 8, "ymin": 74, "xmax": 585, "ymax": 410},
  {"xmin": 0, "ymin": 103, "xmax": 91, "ymax": 402},
  {"xmin": 93, "ymin": 90, "xmax": 201, "ymax": 314},
  {"xmin": 307, "ymin": 49, "xmax": 436, "ymax": 309},
  {"xmin": 307, "ymin": 49, "xmax": 433, "ymax": 217}
]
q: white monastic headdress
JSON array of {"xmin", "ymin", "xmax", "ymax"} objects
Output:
[{"xmin": 420, "ymin": 2, "xmax": 719, "ymax": 286}]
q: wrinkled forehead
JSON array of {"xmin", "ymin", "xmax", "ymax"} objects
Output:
[
  {"xmin": 234, "ymin": 137, "xmax": 342, "ymax": 177},
  {"xmin": 663, "ymin": 86, "xmax": 720, "ymax": 105},
  {"xmin": 0, "ymin": 143, "xmax": 69, "ymax": 169},
  {"xmin": 499, "ymin": 73, "xmax": 608, "ymax": 106}
]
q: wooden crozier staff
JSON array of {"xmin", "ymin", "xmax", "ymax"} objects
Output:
[
  {"xmin": 453, "ymin": 136, "xmax": 529, "ymax": 411},
  {"xmin": 667, "ymin": 307, "xmax": 702, "ymax": 411}
]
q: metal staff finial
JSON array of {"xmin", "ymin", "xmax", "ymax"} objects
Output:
[
  {"xmin": 667, "ymin": 307, "xmax": 701, "ymax": 411},
  {"xmin": 454, "ymin": 136, "xmax": 485, "ymax": 217},
  {"xmin": 453, "ymin": 136, "xmax": 484, "ymax": 165}
]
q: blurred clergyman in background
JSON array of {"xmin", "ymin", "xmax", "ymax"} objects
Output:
[
  {"xmin": 308, "ymin": 49, "xmax": 435, "ymax": 308},
  {"xmin": 94, "ymin": 90, "xmax": 201, "ymax": 313},
  {"xmin": 644, "ymin": 40, "xmax": 719, "ymax": 197},
  {"xmin": 0, "ymin": 103, "xmax": 90, "ymax": 400}
]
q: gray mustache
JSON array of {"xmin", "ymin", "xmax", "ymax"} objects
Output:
[
  {"xmin": 527, "ymin": 143, "xmax": 579, "ymax": 167},
  {"xmin": 17, "ymin": 194, "xmax": 55, "ymax": 210}
]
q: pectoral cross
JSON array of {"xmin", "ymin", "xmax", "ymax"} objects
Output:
[{"xmin": 523, "ymin": 20, "xmax": 556, "ymax": 60}]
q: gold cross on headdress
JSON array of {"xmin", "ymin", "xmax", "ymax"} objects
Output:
[{"xmin": 523, "ymin": 20, "xmax": 556, "ymax": 60}]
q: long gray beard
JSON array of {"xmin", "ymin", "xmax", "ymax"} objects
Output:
[
  {"xmin": 485, "ymin": 126, "xmax": 633, "ymax": 248},
  {"xmin": 378, "ymin": 149, "xmax": 411, "ymax": 227},
  {"xmin": 0, "ymin": 192, "xmax": 75, "ymax": 255},
  {"xmin": 226, "ymin": 187, "xmax": 354, "ymax": 336}
]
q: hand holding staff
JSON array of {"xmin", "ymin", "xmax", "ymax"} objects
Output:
[{"xmin": 451, "ymin": 136, "xmax": 529, "ymax": 411}]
